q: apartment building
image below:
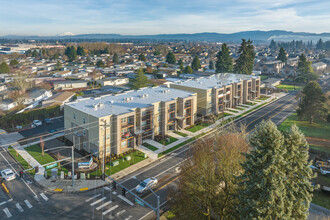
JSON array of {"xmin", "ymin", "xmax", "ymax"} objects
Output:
[
  {"xmin": 64, "ymin": 86, "xmax": 197, "ymax": 157},
  {"xmin": 170, "ymin": 73, "xmax": 260, "ymax": 115}
]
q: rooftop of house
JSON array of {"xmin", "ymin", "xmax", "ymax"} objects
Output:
[
  {"xmin": 66, "ymin": 86, "xmax": 195, "ymax": 118},
  {"xmin": 54, "ymin": 80, "xmax": 87, "ymax": 85},
  {"xmin": 171, "ymin": 73, "xmax": 259, "ymax": 90}
]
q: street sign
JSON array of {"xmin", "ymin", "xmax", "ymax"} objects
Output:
[
  {"xmin": 46, "ymin": 163, "xmax": 57, "ymax": 170},
  {"xmin": 135, "ymin": 198, "xmax": 144, "ymax": 207}
]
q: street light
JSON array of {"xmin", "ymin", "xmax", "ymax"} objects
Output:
[{"xmin": 132, "ymin": 176, "xmax": 160, "ymax": 220}]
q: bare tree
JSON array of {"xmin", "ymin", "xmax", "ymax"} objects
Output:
[
  {"xmin": 10, "ymin": 71, "xmax": 32, "ymax": 95},
  {"xmin": 40, "ymin": 137, "xmax": 45, "ymax": 157}
]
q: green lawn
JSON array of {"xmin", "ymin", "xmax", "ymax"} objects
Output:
[
  {"xmin": 235, "ymin": 107, "xmax": 244, "ymax": 110},
  {"xmin": 309, "ymin": 144, "xmax": 330, "ymax": 154},
  {"xmin": 187, "ymin": 123, "xmax": 209, "ymax": 133},
  {"xmin": 25, "ymin": 144, "xmax": 56, "ymax": 165},
  {"xmin": 246, "ymin": 102, "xmax": 257, "ymax": 105},
  {"xmin": 258, "ymin": 96, "xmax": 270, "ymax": 101},
  {"xmin": 7, "ymin": 147, "xmax": 35, "ymax": 176},
  {"xmin": 260, "ymin": 75, "xmax": 268, "ymax": 80},
  {"xmin": 313, "ymin": 191, "xmax": 330, "ymax": 210},
  {"xmin": 173, "ymin": 130, "xmax": 188, "ymax": 137},
  {"xmin": 228, "ymin": 110, "xmax": 239, "ymax": 113},
  {"xmin": 278, "ymin": 113, "xmax": 330, "ymax": 140},
  {"xmin": 276, "ymin": 84, "xmax": 303, "ymax": 91},
  {"xmin": 159, "ymin": 136, "xmax": 178, "ymax": 146},
  {"xmin": 91, "ymin": 151, "xmax": 146, "ymax": 176},
  {"xmin": 142, "ymin": 143, "xmax": 158, "ymax": 151}
]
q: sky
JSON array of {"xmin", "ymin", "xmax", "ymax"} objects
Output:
[{"xmin": 1, "ymin": 0, "xmax": 330, "ymax": 36}]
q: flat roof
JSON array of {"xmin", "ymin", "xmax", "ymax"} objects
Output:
[
  {"xmin": 66, "ymin": 86, "xmax": 195, "ymax": 118},
  {"xmin": 172, "ymin": 73, "xmax": 259, "ymax": 90}
]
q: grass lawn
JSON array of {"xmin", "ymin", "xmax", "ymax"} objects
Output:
[
  {"xmin": 276, "ymin": 84, "xmax": 303, "ymax": 91},
  {"xmin": 142, "ymin": 143, "xmax": 158, "ymax": 151},
  {"xmin": 246, "ymin": 102, "xmax": 257, "ymax": 105},
  {"xmin": 25, "ymin": 144, "xmax": 56, "ymax": 165},
  {"xmin": 8, "ymin": 147, "xmax": 35, "ymax": 176},
  {"xmin": 258, "ymin": 96, "xmax": 270, "ymax": 101},
  {"xmin": 278, "ymin": 113, "xmax": 330, "ymax": 140},
  {"xmin": 173, "ymin": 130, "xmax": 188, "ymax": 137},
  {"xmin": 309, "ymin": 144, "xmax": 330, "ymax": 154},
  {"xmin": 313, "ymin": 191, "xmax": 330, "ymax": 210},
  {"xmin": 260, "ymin": 75, "xmax": 268, "ymax": 80},
  {"xmin": 228, "ymin": 110, "xmax": 239, "ymax": 113},
  {"xmin": 156, "ymin": 136, "xmax": 178, "ymax": 146},
  {"xmin": 187, "ymin": 123, "xmax": 209, "ymax": 133},
  {"xmin": 235, "ymin": 107, "xmax": 244, "ymax": 110},
  {"xmin": 91, "ymin": 151, "xmax": 146, "ymax": 176}
]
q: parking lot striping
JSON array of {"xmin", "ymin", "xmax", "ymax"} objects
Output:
[
  {"xmin": 125, "ymin": 216, "xmax": 133, "ymax": 220},
  {"xmin": 112, "ymin": 191, "xmax": 117, "ymax": 195},
  {"xmin": 24, "ymin": 200, "xmax": 32, "ymax": 208},
  {"xmin": 34, "ymin": 195, "xmax": 40, "ymax": 202},
  {"xmin": 102, "ymin": 205, "xmax": 119, "ymax": 216},
  {"xmin": 85, "ymin": 193, "xmax": 101, "ymax": 202},
  {"xmin": 7, "ymin": 199, "xmax": 12, "ymax": 202},
  {"xmin": 117, "ymin": 195, "xmax": 134, "ymax": 206},
  {"xmin": 40, "ymin": 193, "xmax": 48, "ymax": 201},
  {"xmin": 116, "ymin": 209, "xmax": 126, "ymax": 216},
  {"xmin": 0, "ymin": 150, "xmax": 38, "ymax": 197},
  {"xmin": 3, "ymin": 208, "xmax": 12, "ymax": 218},
  {"xmin": 138, "ymin": 200, "xmax": 169, "ymax": 220},
  {"xmin": 90, "ymin": 197, "xmax": 106, "ymax": 206},
  {"xmin": 0, "ymin": 201, "xmax": 7, "ymax": 206},
  {"xmin": 104, "ymin": 186, "xmax": 111, "ymax": 191},
  {"xmin": 15, "ymin": 203, "xmax": 24, "ymax": 212},
  {"xmin": 96, "ymin": 201, "xmax": 112, "ymax": 210}
]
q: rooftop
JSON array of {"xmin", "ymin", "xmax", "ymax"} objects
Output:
[
  {"xmin": 172, "ymin": 73, "xmax": 259, "ymax": 90},
  {"xmin": 66, "ymin": 86, "xmax": 195, "ymax": 117}
]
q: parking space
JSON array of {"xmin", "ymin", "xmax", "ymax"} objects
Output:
[{"xmin": 19, "ymin": 117, "xmax": 64, "ymax": 138}]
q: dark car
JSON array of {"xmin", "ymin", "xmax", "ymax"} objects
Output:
[{"xmin": 44, "ymin": 118, "xmax": 52, "ymax": 124}]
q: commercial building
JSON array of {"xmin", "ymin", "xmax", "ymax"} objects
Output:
[
  {"xmin": 170, "ymin": 73, "xmax": 260, "ymax": 115},
  {"xmin": 64, "ymin": 86, "xmax": 197, "ymax": 157}
]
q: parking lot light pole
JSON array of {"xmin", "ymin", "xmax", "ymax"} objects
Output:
[{"xmin": 132, "ymin": 176, "xmax": 160, "ymax": 220}]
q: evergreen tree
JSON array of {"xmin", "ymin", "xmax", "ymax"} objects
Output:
[
  {"xmin": 138, "ymin": 53, "xmax": 146, "ymax": 62},
  {"xmin": 166, "ymin": 51, "xmax": 176, "ymax": 64},
  {"xmin": 131, "ymin": 68, "xmax": 148, "ymax": 89},
  {"xmin": 276, "ymin": 47, "xmax": 287, "ymax": 63},
  {"xmin": 54, "ymin": 60, "xmax": 62, "ymax": 71},
  {"xmin": 316, "ymin": 38, "xmax": 325, "ymax": 50},
  {"xmin": 209, "ymin": 60, "xmax": 214, "ymax": 70},
  {"xmin": 0, "ymin": 62, "xmax": 10, "ymax": 73},
  {"xmin": 283, "ymin": 125, "xmax": 316, "ymax": 219},
  {"xmin": 53, "ymin": 53, "xmax": 59, "ymax": 60},
  {"xmin": 65, "ymin": 46, "xmax": 77, "ymax": 62},
  {"xmin": 113, "ymin": 53, "xmax": 119, "ymax": 64},
  {"xmin": 153, "ymin": 50, "xmax": 161, "ymax": 56},
  {"xmin": 96, "ymin": 60, "xmax": 105, "ymax": 67},
  {"xmin": 10, "ymin": 59, "xmax": 19, "ymax": 66},
  {"xmin": 216, "ymin": 43, "xmax": 233, "ymax": 73},
  {"xmin": 179, "ymin": 63, "xmax": 184, "ymax": 73},
  {"xmin": 234, "ymin": 39, "xmax": 255, "ymax": 75},
  {"xmin": 76, "ymin": 46, "xmax": 85, "ymax": 56},
  {"xmin": 269, "ymin": 39, "xmax": 276, "ymax": 50},
  {"xmin": 191, "ymin": 55, "xmax": 201, "ymax": 71},
  {"xmin": 32, "ymin": 49, "xmax": 38, "ymax": 57},
  {"xmin": 297, "ymin": 81, "xmax": 327, "ymax": 123},
  {"xmin": 184, "ymin": 66, "xmax": 193, "ymax": 74},
  {"xmin": 297, "ymin": 54, "xmax": 316, "ymax": 83},
  {"xmin": 237, "ymin": 120, "xmax": 288, "ymax": 219},
  {"xmin": 177, "ymin": 59, "xmax": 183, "ymax": 66}
]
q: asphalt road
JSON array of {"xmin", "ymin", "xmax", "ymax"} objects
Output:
[
  {"xmin": 19, "ymin": 117, "xmax": 64, "ymax": 139},
  {"xmin": 1, "ymin": 92, "xmax": 326, "ymax": 220}
]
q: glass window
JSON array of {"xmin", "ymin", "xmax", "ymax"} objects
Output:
[
  {"xmin": 73, "ymin": 114, "xmax": 76, "ymax": 119},
  {"xmin": 83, "ymin": 118, "xmax": 86, "ymax": 124},
  {"xmin": 142, "ymin": 121, "xmax": 147, "ymax": 126},
  {"xmin": 121, "ymin": 140, "xmax": 127, "ymax": 148},
  {"xmin": 121, "ymin": 118, "xmax": 126, "ymax": 124}
]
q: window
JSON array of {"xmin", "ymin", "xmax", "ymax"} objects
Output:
[
  {"xmin": 121, "ymin": 118, "xmax": 126, "ymax": 124},
  {"xmin": 83, "ymin": 118, "xmax": 86, "ymax": 124},
  {"xmin": 73, "ymin": 114, "xmax": 76, "ymax": 119},
  {"xmin": 121, "ymin": 140, "xmax": 127, "ymax": 148},
  {"xmin": 142, "ymin": 121, "xmax": 147, "ymax": 126},
  {"xmin": 83, "ymin": 143, "xmax": 86, "ymax": 149},
  {"xmin": 128, "ymin": 116, "xmax": 133, "ymax": 124},
  {"xmin": 169, "ymin": 112, "xmax": 175, "ymax": 119},
  {"xmin": 83, "ymin": 130, "xmax": 86, "ymax": 136}
]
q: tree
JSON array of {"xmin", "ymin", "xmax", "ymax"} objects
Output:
[
  {"xmin": 96, "ymin": 60, "xmax": 105, "ymax": 68},
  {"xmin": 131, "ymin": 68, "xmax": 148, "ymax": 89},
  {"xmin": 113, "ymin": 53, "xmax": 119, "ymax": 64},
  {"xmin": 184, "ymin": 66, "xmax": 193, "ymax": 74},
  {"xmin": 179, "ymin": 63, "xmax": 184, "ymax": 73},
  {"xmin": 103, "ymin": 47, "xmax": 110, "ymax": 54},
  {"xmin": 283, "ymin": 125, "xmax": 315, "ymax": 219},
  {"xmin": 276, "ymin": 47, "xmax": 287, "ymax": 63},
  {"xmin": 0, "ymin": 62, "xmax": 10, "ymax": 73},
  {"xmin": 209, "ymin": 60, "xmax": 214, "ymax": 70},
  {"xmin": 316, "ymin": 38, "xmax": 325, "ymax": 50},
  {"xmin": 10, "ymin": 59, "xmax": 19, "ymax": 66},
  {"xmin": 76, "ymin": 46, "xmax": 85, "ymax": 56},
  {"xmin": 166, "ymin": 51, "xmax": 176, "ymax": 64},
  {"xmin": 40, "ymin": 137, "xmax": 45, "ymax": 157},
  {"xmin": 153, "ymin": 50, "xmax": 161, "ymax": 56},
  {"xmin": 54, "ymin": 60, "xmax": 62, "ymax": 71},
  {"xmin": 234, "ymin": 39, "xmax": 255, "ymax": 75},
  {"xmin": 297, "ymin": 81, "xmax": 327, "ymax": 123},
  {"xmin": 10, "ymin": 72, "xmax": 32, "ymax": 96},
  {"xmin": 177, "ymin": 59, "xmax": 183, "ymax": 66},
  {"xmin": 237, "ymin": 120, "xmax": 288, "ymax": 219},
  {"xmin": 216, "ymin": 43, "xmax": 233, "ymax": 73},
  {"xmin": 32, "ymin": 50, "xmax": 38, "ymax": 58},
  {"xmin": 138, "ymin": 53, "xmax": 146, "ymax": 62},
  {"xmin": 65, "ymin": 46, "xmax": 77, "ymax": 62},
  {"xmin": 171, "ymin": 127, "xmax": 249, "ymax": 219},
  {"xmin": 191, "ymin": 55, "xmax": 201, "ymax": 71},
  {"xmin": 297, "ymin": 54, "xmax": 316, "ymax": 83},
  {"xmin": 269, "ymin": 39, "xmax": 276, "ymax": 50}
]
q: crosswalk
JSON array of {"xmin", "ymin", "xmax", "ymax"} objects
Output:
[{"xmin": 1, "ymin": 192, "xmax": 49, "ymax": 218}]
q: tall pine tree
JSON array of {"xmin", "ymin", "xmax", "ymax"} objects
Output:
[
  {"xmin": 131, "ymin": 68, "xmax": 148, "ymax": 89},
  {"xmin": 113, "ymin": 53, "xmax": 119, "ymax": 64},
  {"xmin": 234, "ymin": 39, "xmax": 255, "ymax": 75},
  {"xmin": 166, "ymin": 51, "xmax": 176, "ymax": 64},
  {"xmin": 276, "ymin": 47, "xmax": 287, "ymax": 63},
  {"xmin": 216, "ymin": 43, "xmax": 233, "ymax": 73},
  {"xmin": 191, "ymin": 55, "xmax": 201, "ymax": 71}
]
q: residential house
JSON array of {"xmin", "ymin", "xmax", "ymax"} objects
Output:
[
  {"xmin": 99, "ymin": 77, "xmax": 129, "ymax": 87},
  {"xmin": 54, "ymin": 81, "xmax": 88, "ymax": 90}
]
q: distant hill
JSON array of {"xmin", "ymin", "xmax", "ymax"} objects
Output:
[{"xmin": 2, "ymin": 30, "xmax": 330, "ymax": 43}]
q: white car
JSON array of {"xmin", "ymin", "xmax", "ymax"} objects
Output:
[
  {"xmin": 135, "ymin": 177, "xmax": 158, "ymax": 193},
  {"xmin": 33, "ymin": 120, "xmax": 42, "ymax": 126},
  {"xmin": 1, "ymin": 169, "xmax": 16, "ymax": 181}
]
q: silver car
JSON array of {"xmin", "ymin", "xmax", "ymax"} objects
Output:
[
  {"xmin": 135, "ymin": 177, "xmax": 158, "ymax": 193},
  {"xmin": 1, "ymin": 169, "xmax": 16, "ymax": 181}
]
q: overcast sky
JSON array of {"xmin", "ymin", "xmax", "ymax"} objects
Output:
[{"xmin": 1, "ymin": 0, "xmax": 330, "ymax": 36}]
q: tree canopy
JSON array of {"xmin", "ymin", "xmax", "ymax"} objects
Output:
[
  {"xmin": 297, "ymin": 54, "xmax": 317, "ymax": 83},
  {"xmin": 138, "ymin": 53, "xmax": 146, "ymax": 62},
  {"xmin": 234, "ymin": 39, "xmax": 255, "ymax": 75},
  {"xmin": 65, "ymin": 46, "xmax": 77, "ymax": 62},
  {"xmin": 113, "ymin": 53, "xmax": 119, "ymax": 64},
  {"xmin": 216, "ymin": 43, "xmax": 233, "ymax": 73},
  {"xmin": 131, "ymin": 68, "xmax": 148, "ymax": 89},
  {"xmin": 0, "ymin": 62, "xmax": 10, "ymax": 73},
  {"xmin": 76, "ymin": 46, "xmax": 85, "ymax": 56},
  {"xmin": 96, "ymin": 60, "xmax": 105, "ymax": 68},
  {"xmin": 191, "ymin": 55, "xmax": 201, "ymax": 71},
  {"xmin": 276, "ymin": 47, "xmax": 287, "ymax": 63},
  {"xmin": 166, "ymin": 51, "xmax": 176, "ymax": 64},
  {"xmin": 10, "ymin": 59, "xmax": 19, "ymax": 66},
  {"xmin": 209, "ymin": 60, "xmax": 214, "ymax": 70},
  {"xmin": 184, "ymin": 65, "xmax": 193, "ymax": 74}
]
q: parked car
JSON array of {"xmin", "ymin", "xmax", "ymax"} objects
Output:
[
  {"xmin": 44, "ymin": 118, "xmax": 52, "ymax": 124},
  {"xmin": 135, "ymin": 177, "xmax": 158, "ymax": 193},
  {"xmin": 1, "ymin": 169, "xmax": 16, "ymax": 181},
  {"xmin": 33, "ymin": 120, "xmax": 42, "ymax": 126}
]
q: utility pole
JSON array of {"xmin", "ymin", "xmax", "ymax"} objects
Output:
[
  {"xmin": 103, "ymin": 120, "xmax": 106, "ymax": 180},
  {"xmin": 72, "ymin": 133, "xmax": 75, "ymax": 186}
]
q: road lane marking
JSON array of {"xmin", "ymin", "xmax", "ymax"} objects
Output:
[
  {"xmin": 3, "ymin": 208, "xmax": 12, "ymax": 218},
  {"xmin": 7, "ymin": 199, "xmax": 12, "ymax": 202},
  {"xmin": 24, "ymin": 200, "xmax": 32, "ymax": 208},
  {"xmin": 85, "ymin": 193, "xmax": 101, "ymax": 202},
  {"xmin": 96, "ymin": 201, "xmax": 112, "ymax": 210},
  {"xmin": 34, "ymin": 195, "xmax": 40, "ymax": 202},
  {"xmin": 40, "ymin": 193, "xmax": 48, "ymax": 201},
  {"xmin": 112, "ymin": 191, "xmax": 117, "ymax": 195},
  {"xmin": 0, "ymin": 201, "xmax": 6, "ymax": 206},
  {"xmin": 102, "ymin": 205, "xmax": 118, "ymax": 216},
  {"xmin": 90, "ymin": 197, "xmax": 106, "ymax": 206},
  {"xmin": 117, "ymin": 195, "xmax": 134, "ymax": 206},
  {"xmin": 125, "ymin": 216, "xmax": 133, "ymax": 220},
  {"xmin": 15, "ymin": 203, "xmax": 24, "ymax": 212},
  {"xmin": 104, "ymin": 186, "xmax": 111, "ymax": 191},
  {"xmin": 116, "ymin": 209, "xmax": 126, "ymax": 216}
]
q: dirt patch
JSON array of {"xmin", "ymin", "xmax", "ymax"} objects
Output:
[{"xmin": 306, "ymin": 137, "xmax": 330, "ymax": 147}]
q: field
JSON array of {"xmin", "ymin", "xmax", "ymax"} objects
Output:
[{"xmin": 275, "ymin": 84, "xmax": 303, "ymax": 91}]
